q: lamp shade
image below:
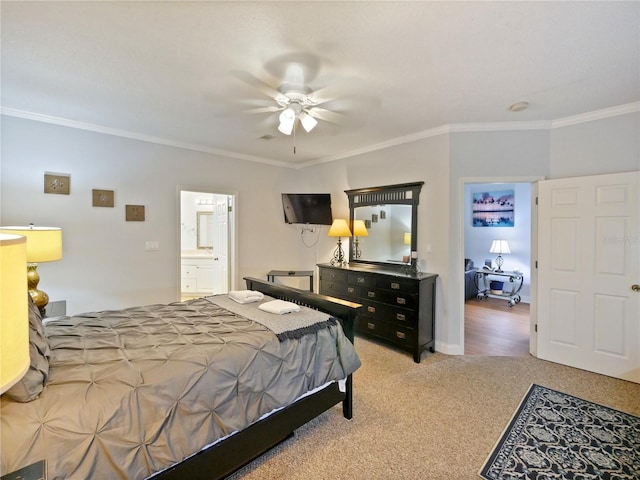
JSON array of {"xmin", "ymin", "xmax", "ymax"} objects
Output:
[
  {"xmin": 328, "ymin": 219, "xmax": 352, "ymax": 237},
  {"xmin": 299, "ymin": 112, "xmax": 318, "ymax": 133},
  {"xmin": 489, "ymin": 239, "xmax": 511, "ymax": 254},
  {"xmin": 0, "ymin": 226, "xmax": 62, "ymax": 262},
  {"xmin": 0, "ymin": 234, "xmax": 29, "ymax": 394},
  {"xmin": 352, "ymin": 220, "xmax": 368, "ymax": 237}
]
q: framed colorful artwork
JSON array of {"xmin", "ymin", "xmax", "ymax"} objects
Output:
[{"xmin": 472, "ymin": 189, "xmax": 514, "ymax": 227}]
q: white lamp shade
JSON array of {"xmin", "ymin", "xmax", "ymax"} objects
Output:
[
  {"xmin": 352, "ymin": 220, "xmax": 368, "ymax": 237},
  {"xmin": 0, "ymin": 226, "xmax": 62, "ymax": 262},
  {"xmin": 299, "ymin": 112, "xmax": 318, "ymax": 133},
  {"xmin": 328, "ymin": 219, "xmax": 352, "ymax": 237},
  {"xmin": 489, "ymin": 239, "xmax": 511, "ymax": 254},
  {"xmin": 278, "ymin": 119, "xmax": 294, "ymax": 135},
  {"xmin": 0, "ymin": 234, "xmax": 29, "ymax": 394}
]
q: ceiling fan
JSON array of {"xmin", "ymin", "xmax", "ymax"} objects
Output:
[{"xmin": 233, "ymin": 53, "xmax": 345, "ymax": 137}]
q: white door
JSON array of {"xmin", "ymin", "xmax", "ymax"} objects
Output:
[
  {"xmin": 537, "ymin": 171, "xmax": 640, "ymax": 383},
  {"xmin": 211, "ymin": 197, "xmax": 229, "ymax": 294}
]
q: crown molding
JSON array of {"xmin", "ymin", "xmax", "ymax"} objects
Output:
[
  {"xmin": 2, "ymin": 102, "xmax": 638, "ymax": 169},
  {"xmin": 551, "ymin": 102, "xmax": 640, "ymax": 128},
  {"xmin": 0, "ymin": 107, "xmax": 290, "ymax": 168}
]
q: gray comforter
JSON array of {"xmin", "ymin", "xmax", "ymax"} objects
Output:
[{"xmin": 0, "ymin": 297, "xmax": 361, "ymax": 479}]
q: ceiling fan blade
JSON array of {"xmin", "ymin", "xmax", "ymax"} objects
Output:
[
  {"xmin": 307, "ymin": 107, "xmax": 345, "ymax": 124},
  {"xmin": 264, "ymin": 52, "xmax": 322, "ymax": 86},
  {"xmin": 243, "ymin": 105, "xmax": 282, "ymax": 115},
  {"xmin": 306, "ymin": 84, "xmax": 344, "ymax": 105},
  {"xmin": 230, "ymin": 70, "xmax": 282, "ymax": 100}
]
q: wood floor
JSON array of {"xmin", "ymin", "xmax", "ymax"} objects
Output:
[{"xmin": 464, "ymin": 297, "xmax": 530, "ymax": 356}]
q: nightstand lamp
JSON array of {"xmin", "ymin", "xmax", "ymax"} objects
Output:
[
  {"xmin": 328, "ymin": 219, "xmax": 352, "ymax": 267},
  {"xmin": 489, "ymin": 239, "xmax": 510, "ymax": 273},
  {"xmin": 352, "ymin": 219, "xmax": 368, "ymax": 259},
  {"xmin": 0, "ymin": 225, "xmax": 63, "ymax": 314},
  {"xmin": 0, "ymin": 234, "xmax": 29, "ymax": 394}
]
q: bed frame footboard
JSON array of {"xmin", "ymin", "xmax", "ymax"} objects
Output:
[{"xmin": 155, "ymin": 277, "xmax": 361, "ymax": 480}]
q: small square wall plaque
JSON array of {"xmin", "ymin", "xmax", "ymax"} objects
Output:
[
  {"xmin": 44, "ymin": 173, "xmax": 70, "ymax": 195},
  {"xmin": 92, "ymin": 189, "xmax": 114, "ymax": 207},
  {"xmin": 125, "ymin": 205, "xmax": 145, "ymax": 221}
]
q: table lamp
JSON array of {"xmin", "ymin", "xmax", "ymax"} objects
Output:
[
  {"xmin": 0, "ymin": 234, "xmax": 30, "ymax": 394},
  {"xmin": 352, "ymin": 219, "xmax": 368, "ymax": 259},
  {"xmin": 0, "ymin": 225, "xmax": 63, "ymax": 314},
  {"xmin": 489, "ymin": 239, "xmax": 510, "ymax": 273},
  {"xmin": 328, "ymin": 219, "xmax": 352, "ymax": 267}
]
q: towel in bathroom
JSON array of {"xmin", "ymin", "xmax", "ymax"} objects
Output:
[
  {"xmin": 258, "ymin": 300, "xmax": 301, "ymax": 315},
  {"xmin": 228, "ymin": 290, "xmax": 264, "ymax": 304}
]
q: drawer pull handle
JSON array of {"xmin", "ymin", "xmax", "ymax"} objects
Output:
[
  {"xmin": 391, "ymin": 282, "xmax": 400, "ymax": 290},
  {"xmin": 348, "ymin": 287, "xmax": 355, "ymax": 293},
  {"xmin": 396, "ymin": 313, "xmax": 406, "ymax": 321},
  {"xmin": 367, "ymin": 322, "xmax": 376, "ymax": 330},
  {"xmin": 367, "ymin": 306, "xmax": 376, "ymax": 314},
  {"xmin": 367, "ymin": 291, "xmax": 375, "ymax": 298},
  {"xmin": 357, "ymin": 277, "xmax": 365, "ymax": 284},
  {"xmin": 397, "ymin": 297, "xmax": 406, "ymax": 305},
  {"xmin": 396, "ymin": 331, "xmax": 406, "ymax": 339}
]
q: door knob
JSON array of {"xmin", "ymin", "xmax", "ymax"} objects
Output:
[{"xmin": 632, "ymin": 284, "xmax": 640, "ymax": 292}]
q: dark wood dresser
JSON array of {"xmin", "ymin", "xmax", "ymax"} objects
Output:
[{"xmin": 318, "ymin": 263, "xmax": 437, "ymax": 362}]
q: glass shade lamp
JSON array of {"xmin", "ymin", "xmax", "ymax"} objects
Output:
[
  {"xmin": 328, "ymin": 219, "xmax": 352, "ymax": 267},
  {"xmin": 352, "ymin": 219, "xmax": 368, "ymax": 259},
  {"xmin": 0, "ymin": 225, "xmax": 63, "ymax": 313},
  {"xmin": 489, "ymin": 239, "xmax": 511, "ymax": 273},
  {"xmin": 0, "ymin": 234, "xmax": 30, "ymax": 394}
]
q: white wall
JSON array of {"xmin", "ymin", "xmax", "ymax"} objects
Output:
[
  {"xmin": 550, "ymin": 112, "xmax": 640, "ymax": 178},
  {"xmin": 2, "ymin": 111, "xmax": 638, "ymax": 353},
  {"xmin": 0, "ymin": 116, "xmax": 304, "ymax": 314}
]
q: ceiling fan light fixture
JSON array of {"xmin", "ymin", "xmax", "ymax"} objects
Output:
[
  {"xmin": 278, "ymin": 119, "xmax": 294, "ymax": 135},
  {"xmin": 299, "ymin": 111, "xmax": 318, "ymax": 132},
  {"xmin": 278, "ymin": 106, "xmax": 297, "ymax": 135}
]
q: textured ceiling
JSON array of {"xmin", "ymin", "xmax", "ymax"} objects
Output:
[{"xmin": 1, "ymin": 1, "xmax": 639, "ymax": 167}]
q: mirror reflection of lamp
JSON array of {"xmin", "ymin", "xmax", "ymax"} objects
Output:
[
  {"xmin": 0, "ymin": 224, "xmax": 63, "ymax": 314},
  {"xmin": 352, "ymin": 220, "xmax": 368, "ymax": 259},
  {"xmin": 328, "ymin": 219, "xmax": 352, "ymax": 267},
  {"xmin": 403, "ymin": 232, "xmax": 411, "ymax": 263}
]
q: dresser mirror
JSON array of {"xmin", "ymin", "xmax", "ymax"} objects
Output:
[{"xmin": 346, "ymin": 182, "xmax": 424, "ymax": 266}]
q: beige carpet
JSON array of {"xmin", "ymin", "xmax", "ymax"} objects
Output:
[{"xmin": 228, "ymin": 337, "xmax": 640, "ymax": 480}]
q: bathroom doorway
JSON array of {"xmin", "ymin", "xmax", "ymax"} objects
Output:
[{"xmin": 179, "ymin": 189, "xmax": 234, "ymax": 300}]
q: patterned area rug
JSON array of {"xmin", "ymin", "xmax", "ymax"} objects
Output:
[{"xmin": 479, "ymin": 384, "xmax": 640, "ymax": 479}]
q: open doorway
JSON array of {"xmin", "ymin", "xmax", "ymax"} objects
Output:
[
  {"xmin": 461, "ymin": 179, "xmax": 538, "ymax": 356},
  {"xmin": 179, "ymin": 189, "xmax": 234, "ymax": 300}
]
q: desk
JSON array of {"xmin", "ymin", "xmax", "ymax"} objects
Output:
[
  {"xmin": 267, "ymin": 270, "xmax": 314, "ymax": 292},
  {"xmin": 474, "ymin": 270, "xmax": 523, "ymax": 307}
]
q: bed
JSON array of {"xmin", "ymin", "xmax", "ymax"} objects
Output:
[{"xmin": 1, "ymin": 277, "xmax": 362, "ymax": 480}]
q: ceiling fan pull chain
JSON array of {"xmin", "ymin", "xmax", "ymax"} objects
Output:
[{"xmin": 293, "ymin": 122, "xmax": 297, "ymax": 155}]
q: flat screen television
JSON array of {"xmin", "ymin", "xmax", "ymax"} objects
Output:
[{"xmin": 282, "ymin": 193, "xmax": 333, "ymax": 225}]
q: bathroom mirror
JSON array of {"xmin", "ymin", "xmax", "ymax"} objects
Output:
[
  {"xmin": 346, "ymin": 182, "xmax": 423, "ymax": 266},
  {"xmin": 197, "ymin": 211, "xmax": 214, "ymax": 249}
]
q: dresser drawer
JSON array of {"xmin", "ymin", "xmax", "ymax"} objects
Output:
[
  {"xmin": 359, "ymin": 300, "xmax": 417, "ymax": 326},
  {"xmin": 356, "ymin": 315, "xmax": 389, "ymax": 338},
  {"xmin": 377, "ymin": 289, "xmax": 418, "ymax": 309},
  {"xmin": 320, "ymin": 279, "xmax": 361, "ymax": 300},
  {"xmin": 347, "ymin": 273, "xmax": 374, "ymax": 288},
  {"xmin": 388, "ymin": 324, "xmax": 417, "ymax": 349},
  {"xmin": 321, "ymin": 269, "xmax": 348, "ymax": 283},
  {"xmin": 377, "ymin": 277, "xmax": 419, "ymax": 294}
]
